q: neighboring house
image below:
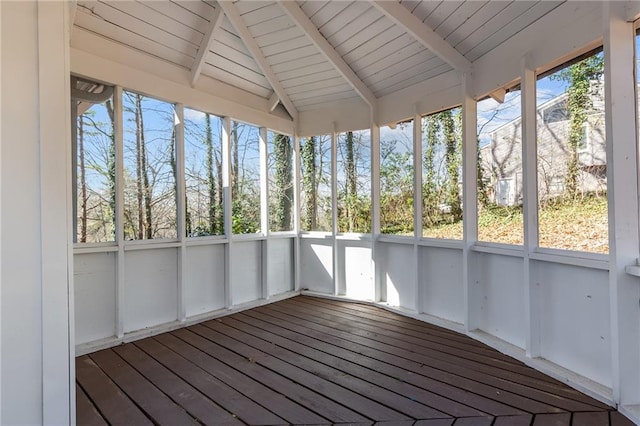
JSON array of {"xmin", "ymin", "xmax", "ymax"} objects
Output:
[{"xmin": 480, "ymin": 82, "xmax": 607, "ymax": 206}]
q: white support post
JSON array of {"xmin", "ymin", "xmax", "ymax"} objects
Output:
[
  {"xmin": 259, "ymin": 127, "xmax": 269, "ymax": 300},
  {"xmin": 114, "ymin": 86, "xmax": 125, "ymax": 338},
  {"xmin": 38, "ymin": 1, "xmax": 72, "ymax": 422},
  {"xmin": 175, "ymin": 103, "xmax": 186, "ymax": 322},
  {"xmin": 461, "ymin": 72, "xmax": 478, "ymax": 333},
  {"xmin": 521, "ymin": 59, "xmax": 541, "ymax": 358},
  {"xmin": 293, "ymin": 133, "xmax": 302, "ymax": 292},
  {"xmin": 413, "ymin": 109, "xmax": 423, "ymax": 313},
  {"xmin": 371, "ymin": 122, "xmax": 383, "ymax": 302},
  {"xmin": 222, "ymin": 117, "xmax": 233, "ymax": 308},
  {"xmin": 331, "ymin": 124, "xmax": 339, "ymax": 296},
  {"xmin": 604, "ymin": 2, "xmax": 640, "ymax": 409}
]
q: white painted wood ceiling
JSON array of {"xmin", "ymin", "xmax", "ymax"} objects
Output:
[{"xmin": 72, "ymin": 0, "xmax": 564, "ymax": 117}]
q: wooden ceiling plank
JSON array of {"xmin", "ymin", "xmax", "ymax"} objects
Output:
[
  {"xmin": 190, "ymin": 5, "xmax": 224, "ymax": 87},
  {"xmin": 371, "ymin": 0, "xmax": 471, "ymax": 72},
  {"xmin": 267, "ymin": 45, "xmax": 320, "ymax": 66},
  {"xmin": 425, "ymin": 1, "xmax": 463, "ymax": 31},
  {"xmin": 202, "ymin": 63, "xmax": 273, "ymax": 99},
  {"xmin": 341, "ymin": 25, "xmax": 406, "ymax": 65},
  {"xmin": 254, "ymin": 26, "xmax": 304, "ymax": 48},
  {"xmin": 74, "ymin": 9, "xmax": 193, "ymax": 67},
  {"xmin": 271, "ymin": 52, "xmax": 327, "ymax": 74},
  {"xmin": 465, "ymin": 2, "xmax": 560, "ymax": 61},
  {"xmin": 78, "ymin": 1, "xmax": 199, "ymax": 56},
  {"xmin": 262, "ymin": 36, "xmax": 314, "ymax": 58},
  {"xmin": 218, "ymin": 1, "xmax": 298, "ymax": 120},
  {"xmin": 350, "ymin": 37, "xmax": 425, "ymax": 74},
  {"xmin": 276, "ymin": 61, "xmax": 336, "ymax": 82},
  {"xmin": 142, "ymin": 1, "xmax": 209, "ymax": 32},
  {"xmin": 326, "ymin": 6, "xmax": 381, "ymax": 49},
  {"xmin": 205, "ymin": 53, "xmax": 272, "ymax": 90},
  {"xmin": 359, "ymin": 49, "xmax": 437, "ymax": 81},
  {"xmin": 456, "ymin": 1, "xmax": 534, "ymax": 56},
  {"xmin": 277, "ymin": 0, "xmax": 377, "ymax": 108},
  {"xmin": 242, "ymin": 3, "xmax": 285, "ymax": 27},
  {"xmin": 280, "ymin": 69, "xmax": 340, "ymax": 89}
]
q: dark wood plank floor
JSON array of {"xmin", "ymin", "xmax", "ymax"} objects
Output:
[{"xmin": 76, "ymin": 296, "xmax": 634, "ymax": 425}]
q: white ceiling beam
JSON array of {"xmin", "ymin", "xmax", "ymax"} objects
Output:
[
  {"xmin": 68, "ymin": 1, "xmax": 77, "ymax": 39},
  {"xmin": 218, "ymin": 1, "xmax": 298, "ymax": 121},
  {"xmin": 371, "ymin": 1, "xmax": 471, "ymax": 73},
  {"xmin": 277, "ymin": 0, "xmax": 377, "ymax": 109},
  {"xmin": 489, "ymin": 88, "xmax": 506, "ymax": 104},
  {"xmin": 190, "ymin": 5, "xmax": 224, "ymax": 87},
  {"xmin": 268, "ymin": 91, "xmax": 280, "ymax": 113}
]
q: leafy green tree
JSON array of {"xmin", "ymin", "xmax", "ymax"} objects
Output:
[
  {"xmin": 301, "ymin": 136, "xmax": 317, "ymax": 230},
  {"xmin": 552, "ymin": 53, "xmax": 604, "ymax": 198},
  {"xmin": 271, "ymin": 133, "xmax": 293, "ymax": 231}
]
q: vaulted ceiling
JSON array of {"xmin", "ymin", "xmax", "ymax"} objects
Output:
[{"xmin": 71, "ymin": 0, "xmax": 565, "ymax": 122}]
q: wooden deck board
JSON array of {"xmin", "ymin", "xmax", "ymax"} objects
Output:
[
  {"xmin": 285, "ymin": 298, "xmax": 609, "ymax": 411},
  {"xmin": 75, "ymin": 384, "xmax": 108, "ymax": 426},
  {"xmin": 76, "ymin": 296, "xmax": 627, "ymax": 425},
  {"xmin": 231, "ymin": 311, "xmax": 505, "ymax": 417},
  {"xmin": 265, "ymin": 301, "xmax": 586, "ymax": 413}
]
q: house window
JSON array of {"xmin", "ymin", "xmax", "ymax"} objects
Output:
[
  {"xmin": 536, "ymin": 49, "xmax": 607, "ymax": 253},
  {"xmin": 422, "ymin": 107, "xmax": 464, "ymax": 240},
  {"xmin": 542, "ymin": 100, "xmax": 569, "ymax": 124},
  {"xmin": 300, "ymin": 135, "xmax": 332, "ymax": 232},
  {"xmin": 337, "ymin": 130, "xmax": 371, "ymax": 233},
  {"xmin": 268, "ymin": 131, "xmax": 294, "ymax": 232},
  {"xmin": 381, "ymin": 120, "xmax": 414, "ymax": 235},
  {"xmin": 184, "ymin": 108, "xmax": 224, "ymax": 237},
  {"xmin": 122, "ymin": 91, "xmax": 177, "ymax": 240}
]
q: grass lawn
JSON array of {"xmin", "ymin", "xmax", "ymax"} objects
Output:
[{"xmin": 423, "ymin": 195, "xmax": 608, "ymax": 254}]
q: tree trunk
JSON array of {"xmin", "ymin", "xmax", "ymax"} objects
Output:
[
  {"xmin": 205, "ymin": 114, "xmax": 216, "ymax": 234},
  {"xmin": 105, "ymin": 99, "xmax": 116, "ymax": 239},
  {"xmin": 443, "ymin": 110, "xmax": 462, "ymax": 220},
  {"xmin": 273, "ymin": 133, "xmax": 292, "ymax": 231},
  {"xmin": 345, "ymin": 131, "xmax": 356, "ymax": 232},
  {"xmin": 79, "ymin": 116, "xmax": 88, "ymax": 242},
  {"xmin": 301, "ymin": 136, "xmax": 317, "ymax": 230},
  {"xmin": 135, "ymin": 94, "xmax": 152, "ymax": 239}
]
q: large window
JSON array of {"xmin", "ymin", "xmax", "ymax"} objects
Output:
[
  {"xmin": 75, "ymin": 85, "xmax": 116, "ymax": 243},
  {"xmin": 122, "ymin": 91, "xmax": 177, "ymax": 240},
  {"xmin": 300, "ymin": 135, "xmax": 332, "ymax": 232},
  {"xmin": 268, "ymin": 131, "xmax": 294, "ymax": 232},
  {"xmin": 536, "ymin": 50, "xmax": 607, "ymax": 253},
  {"xmin": 380, "ymin": 121, "xmax": 414, "ymax": 235},
  {"xmin": 337, "ymin": 130, "xmax": 371, "ymax": 233},
  {"xmin": 184, "ymin": 108, "xmax": 224, "ymax": 237},
  {"xmin": 476, "ymin": 89, "xmax": 524, "ymax": 245},
  {"xmin": 230, "ymin": 121, "xmax": 261, "ymax": 234},
  {"xmin": 421, "ymin": 108, "xmax": 464, "ymax": 240}
]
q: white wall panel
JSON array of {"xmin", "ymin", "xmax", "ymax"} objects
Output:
[
  {"xmin": 184, "ymin": 245, "xmax": 225, "ymax": 317},
  {"xmin": 267, "ymin": 238, "xmax": 294, "ymax": 297},
  {"xmin": 380, "ymin": 242, "xmax": 416, "ymax": 310},
  {"xmin": 337, "ymin": 240, "xmax": 374, "ymax": 301},
  {"xmin": 535, "ymin": 261, "xmax": 612, "ymax": 387},
  {"xmin": 124, "ymin": 248, "xmax": 178, "ymax": 333},
  {"xmin": 421, "ymin": 247, "xmax": 464, "ymax": 324},
  {"xmin": 230, "ymin": 241, "xmax": 262, "ymax": 305},
  {"xmin": 475, "ymin": 253, "xmax": 526, "ymax": 349},
  {"xmin": 74, "ymin": 253, "xmax": 116, "ymax": 345},
  {"xmin": 300, "ymin": 238, "xmax": 334, "ymax": 294}
]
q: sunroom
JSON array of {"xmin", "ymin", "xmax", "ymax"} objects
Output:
[{"xmin": 2, "ymin": 0, "xmax": 640, "ymax": 424}]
